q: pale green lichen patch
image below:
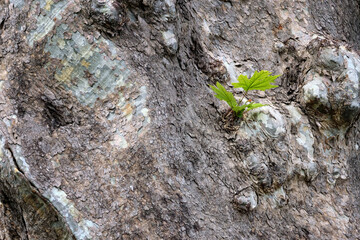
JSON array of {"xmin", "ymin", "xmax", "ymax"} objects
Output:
[
  {"xmin": 303, "ymin": 73, "xmax": 330, "ymax": 108},
  {"xmin": 162, "ymin": 30, "xmax": 178, "ymax": 54},
  {"xmin": 0, "ymin": 137, "xmax": 5, "ymax": 164},
  {"xmin": 285, "ymin": 104, "xmax": 302, "ymax": 124},
  {"xmin": 110, "ymin": 131, "xmax": 128, "ymax": 149},
  {"xmin": 12, "ymin": 145, "xmax": 31, "ymax": 175},
  {"xmin": 9, "ymin": 0, "xmax": 25, "ymax": 8},
  {"xmin": 221, "ymin": 59, "xmax": 255, "ymax": 84},
  {"xmin": 301, "ymin": 45, "xmax": 360, "ymax": 131},
  {"xmin": 222, "ymin": 60, "xmax": 238, "ymax": 83},
  {"xmin": 296, "ymin": 127, "xmax": 314, "ymax": 159},
  {"xmin": 45, "ymin": 24, "xmax": 131, "ymax": 107},
  {"xmin": 44, "ymin": 187, "xmax": 97, "ymax": 240},
  {"xmin": 285, "ymin": 105, "xmax": 315, "ymax": 160},
  {"xmin": 337, "ymin": 69, "xmax": 360, "ymax": 108},
  {"xmin": 240, "ymin": 106, "xmax": 286, "ymax": 139},
  {"xmin": 28, "ymin": 0, "xmax": 72, "ymax": 47},
  {"xmin": 43, "ymin": 23, "xmax": 151, "ymax": 149},
  {"xmin": 0, "ymin": 65, "xmax": 6, "ymax": 92},
  {"xmin": 318, "ymin": 48, "xmax": 344, "ymax": 70},
  {"xmin": 133, "ymin": 86, "xmax": 151, "ymax": 126},
  {"xmin": 2, "ymin": 115, "xmax": 32, "ymax": 174},
  {"xmin": 114, "ymin": 84, "xmax": 150, "ymax": 128},
  {"xmin": 202, "ymin": 20, "xmax": 211, "ymax": 36}
]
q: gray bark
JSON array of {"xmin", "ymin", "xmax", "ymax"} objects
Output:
[{"xmin": 0, "ymin": 0, "xmax": 360, "ymax": 239}]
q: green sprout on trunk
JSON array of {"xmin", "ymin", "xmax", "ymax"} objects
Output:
[{"xmin": 210, "ymin": 70, "xmax": 280, "ymax": 118}]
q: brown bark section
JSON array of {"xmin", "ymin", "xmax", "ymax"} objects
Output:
[{"xmin": 0, "ymin": 0, "xmax": 360, "ymax": 239}]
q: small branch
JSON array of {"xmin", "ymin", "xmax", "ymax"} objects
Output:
[
  {"xmin": 224, "ymin": 108, "xmax": 233, "ymax": 118},
  {"xmin": 238, "ymin": 90, "xmax": 248, "ymax": 105}
]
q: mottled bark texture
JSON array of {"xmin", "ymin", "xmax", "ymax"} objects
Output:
[{"xmin": 0, "ymin": 0, "xmax": 360, "ymax": 239}]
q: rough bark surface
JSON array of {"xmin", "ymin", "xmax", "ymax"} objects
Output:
[{"xmin": 0, "ymin": 0, "xmax": 360, "ymax": 239}]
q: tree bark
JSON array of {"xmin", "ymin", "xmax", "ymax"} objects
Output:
[{"xmin": 1, "ymin": 0, "xmax": 360, "ymax": 239}]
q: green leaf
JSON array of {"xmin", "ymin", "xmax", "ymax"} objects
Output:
[
  {"xmin": 245, "ymin": 103, "xmax": 267, "ymax": 111},
  {"xmin": 210, "ymin": 82, "xmax": 238, "ymax": 109},
  {"xmin": 232, "ymin": 104, "xmax": 248, "ymax": 112},
  {"xmin": 232, "ymin": 70, "xmax": 280, "ymax": 91},
  {"xmin": 232, "ymin": 104, "xmax": 248, "ymax": 117},
  {"xmin": 210, "ymin": 70, "xmax": 280, "ymax": 119}
]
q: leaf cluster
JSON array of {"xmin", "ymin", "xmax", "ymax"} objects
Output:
[{"xmin": 210, "ymin": 70, "xmax": 280, "ymax": 118}]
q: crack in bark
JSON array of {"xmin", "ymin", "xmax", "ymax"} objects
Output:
[
  {"xmin": 19, "ymin": 206, "xmax": 29, "ymax": 240},
  {"xmin": 4, "ymin": 142, "xmax": 27, "ymax": 178},
  {"xmin": 1, "ymin": 142, "xmax": 76, "ymax": 239}
]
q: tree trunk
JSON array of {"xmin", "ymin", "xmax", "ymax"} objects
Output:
[{"xmin": 1, "ymin": 0, "xmax": 360, "ymax": 239}]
